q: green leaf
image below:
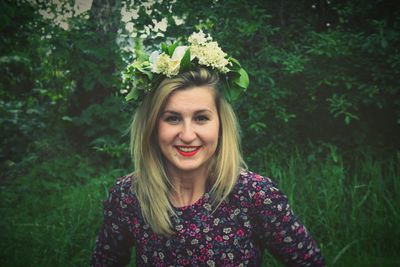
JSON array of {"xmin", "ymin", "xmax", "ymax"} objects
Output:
[
  {"xmin": 233, "ymin": 68, "xmax": 249, "ymax": 90},
  {"xmin": 179, "ymin": 48, "xmax": 191, "ymax": 71},
  {"xmin": 133, "ymin": 61, "xmax": 152, "ymax": 80},
  {"xmin": 143, "ymin": 70, "xmax": 153, "ymax": 80},
  {"xmin": 138, "ymin": 67, "xmax": 153, "ymax": 80},
  {"xmin": 221, "ymin": 68, "xmax": 249, "ymax": 102},
  {"xmin": 229, "ymin": 57, "xmax": 242, "ymax": 71},
  {"xmin": 167, "ymin": 42, "xmax": 179, "ymax": 56},
  {"xmin": 161, "ymin": 43, "xmax": 168, "ymax": 54},
  {"xmin": 134, "ymin": 39, "xmax": 149, "ymax": 61},
  {"xmin": 228, "ymin": 84, "xmax": 243, "ymax": 101},
  {"xmin": 229, "ymin": 57, "xmax": 241, "ymax": 66},
  {"xmin": 125, "ymin": 88, "xmax": 139, "ymax": 101}
]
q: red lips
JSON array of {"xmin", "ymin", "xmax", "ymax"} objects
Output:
[{"xmin": 175, "ymin": 146, "xmax": 201, "ymax": 157}]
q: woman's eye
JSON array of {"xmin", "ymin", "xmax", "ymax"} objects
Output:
[
  {"xmin": 164, "ymin": 115, "xmax": 180, "ymax": 123},
  {"xmin": 195, "ymin": 115, "xmax": 209, "ymax": 122}
]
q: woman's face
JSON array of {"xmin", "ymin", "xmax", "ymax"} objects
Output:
[{"xmin": 157, "ymin": 86, "xmax": 220, "ymax": 177}]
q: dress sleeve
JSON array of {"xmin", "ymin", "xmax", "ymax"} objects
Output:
[
  {"xmin": 250, "ymin": 175, "xmax": 326, "ymax": 267},
  {"xmin": 91, "ymin": 179, "xmax": 135, "ymax": 267}
]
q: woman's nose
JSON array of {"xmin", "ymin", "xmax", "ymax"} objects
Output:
[{"xmin": 179, "ymin": 123, "xmax": 196, "ymax": 143}]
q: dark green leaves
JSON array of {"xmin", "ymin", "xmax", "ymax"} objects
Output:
[
  {"xmin": 123, "ymin": 61, "xmax": 153, "ymax": 101},
  {"xmin": 222, "ymin": 57, "xmax": 250, "ymax": 102},
  {"xmin": 161, "ymin": 41, "xmax": 180, "ymax": 56}
]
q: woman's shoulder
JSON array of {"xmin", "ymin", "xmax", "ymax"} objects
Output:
[
  {"xmin": 234, "ymin": 169, "xmax": 286, "ymax": 202},
  {"xmin": 106, "ymin": 173, "xmax": 137, "ymax": 203},
  {"xmin": 237, "ymin": 169, "xmax": 277, "ymax": 189},
  {"xmin": 114, "ymin": 173, "xmax": 135, "ymax": 190}
]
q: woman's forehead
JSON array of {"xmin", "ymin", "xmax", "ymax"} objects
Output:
[{"xmin": 163, "ymin": 86, "xmax": 217, "ymax": 112}]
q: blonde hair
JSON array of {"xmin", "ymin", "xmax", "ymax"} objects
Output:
[{"xmin": 130, "ymin": 68, "xmax": 246, "ymax": 235}]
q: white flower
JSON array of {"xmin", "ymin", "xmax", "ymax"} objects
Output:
[
  {"xmin": 149, "ymin": 50, "xmax": 161, "ymax": 69},
  {"xmin": 149, "ymin": 46, "xmax": 189, "ymax": 77},
  {"xmin": 173, "ymin": 15, "xmax": 185, "ymax": 26},
  {"xmin": 152, "ymin": 18, "xmax": 168, "ymax": 32},
  {"xmin": 188, "ymin": 31, "xmax": 231, "ymax": 73},
  {"xmin": 188, "ymin": 30, "xmax": 212, "ymax": 46},
  {"xmin": 190, "ymin": 41, "xmax": 230, "ymax": 73},
  {"xmin": 151, "ymin": 53, "xmax": 171, "ymax": 75},
  {"xmin": 171, "ymin": 45, "xmax": 188, "ymax": 62}
]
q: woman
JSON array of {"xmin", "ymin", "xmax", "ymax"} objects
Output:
[{"xmin": 91, "ymin": 32, "xmax": 325, "ymax": 266}]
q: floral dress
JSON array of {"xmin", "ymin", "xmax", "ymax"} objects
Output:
[{"xmin": 91, "ymin": 170, "xmax": 325, "ymax": 266}]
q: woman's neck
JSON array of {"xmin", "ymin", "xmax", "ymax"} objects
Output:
[{"xmin": 167, "ymin": 167, "xmax": 209, "ymax": 208}]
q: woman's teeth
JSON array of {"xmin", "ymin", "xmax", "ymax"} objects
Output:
[{"xmin": 177, "ymin": 146, "xmax": 198, "ymax": 152}]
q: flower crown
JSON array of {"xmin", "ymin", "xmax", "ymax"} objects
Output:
[{"xmin": 123, "ymin": 31, "xmax": 249, "ymax": 102}]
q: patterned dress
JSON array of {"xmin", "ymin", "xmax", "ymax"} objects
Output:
[{"xmin": 91, "ymin": 170, "xmax": 325, "ymax": 266}]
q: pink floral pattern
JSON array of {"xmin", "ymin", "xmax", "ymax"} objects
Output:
[{"xmin": 91, "ymin": 170, "xmax": 325, "ymax": 266}]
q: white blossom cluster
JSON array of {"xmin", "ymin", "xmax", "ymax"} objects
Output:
[
  {"xmin": 187, "ymin": 30, "xmax": 212, "ymax": 46},
  {"xmin": 188, "ymin": 30, "xmax": 231, "ymax": 73}
]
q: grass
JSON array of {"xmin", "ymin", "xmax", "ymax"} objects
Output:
[
  {"xmin": 1, "ymin": 147, "xmax": 399, "ymax": 266},
  {"xmin": 258, "ymin": 147, "xmax": 400, "ymax": 266}
]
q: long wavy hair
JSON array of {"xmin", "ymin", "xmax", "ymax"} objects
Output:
[{"xmin": 130, "ymin": 67, "xmax": 246, "ymax": 235}]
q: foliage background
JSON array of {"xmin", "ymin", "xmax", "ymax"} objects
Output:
[{"xmin": 1, "ymin": 0, "xmax": 399, "ymax": 266}]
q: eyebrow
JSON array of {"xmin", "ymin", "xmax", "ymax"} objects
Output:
[{"xmin": 162, "ymin": 109, "xmax": 213, "ymax": 115}]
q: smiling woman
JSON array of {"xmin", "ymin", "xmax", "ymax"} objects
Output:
[
  {"xmin": 91, "ymin": 32, "xmax": 325, "ymax": 266},
  {"xmin": 130, "ymin": 68, "xmax": 244, "ymax": 219}
]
